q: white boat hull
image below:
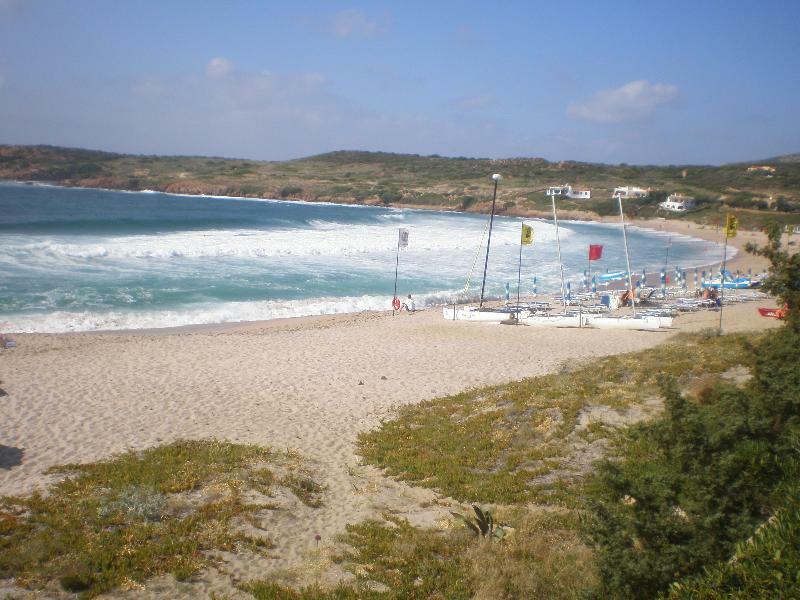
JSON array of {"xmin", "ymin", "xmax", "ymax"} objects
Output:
[
  {"xmin": 443, "ymin": 307, "xmax": 672, "ymax": 330},
  {"xmin": 442, "ymin": 306, "xmax": 522, "ymax": 322},
  {"xmin": 583, "ymin": 315, "xmax": 672, "ymax": 330},
  {"xmin": 517, "ymin": 314, "xmax": 583, "ymax": 328}
]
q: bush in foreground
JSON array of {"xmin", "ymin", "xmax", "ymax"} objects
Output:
[{"xmin": 582, "ymin": 225, "xmax": 800, "ymax": 598}]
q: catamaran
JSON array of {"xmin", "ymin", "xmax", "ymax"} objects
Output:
[
  {"xmin": 443, "ymin": 173, "xmax": 524, "ymax": 323},
  {"xmin": 702, "ymin": 269, "xmax": 752, "ymax": 289},
  {"xmin": 443, "ymin": 177, "xmax": 672, "ymax": 330},
  {"xmin": 582, "ymin": 193, "xmax": 673, "ymax": 330}
]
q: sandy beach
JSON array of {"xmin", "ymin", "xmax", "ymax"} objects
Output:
[
  {"xmin": 0, "ymin": 222, "xmax": 784, "ymax": 594},
  {"xmin": 633, "ymin": 217, "xmax": 772, "ymax": 276}
]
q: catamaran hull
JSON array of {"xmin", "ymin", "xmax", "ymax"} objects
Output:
[
  {"xmin": 702, "ymin": 279, "xmax": 752, "ymax": 289},
  {"xmin": 442, "ymin": 306, "xmax": 521, "ymax": 322},
  {"xmin": 599, "ymin": 271, "xmax": 627, "ymax": 283},
  {"xmin": 517, "ymin": 314, "xmax": 583, "ymax": 328},
  {"xmin": 583, "ymin": 315, "xmax": 673, "ymax": 330}
]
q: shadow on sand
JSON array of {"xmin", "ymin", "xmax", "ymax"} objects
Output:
[{"xmin": 0, "ymin": 445, "xmax": 24, "ymax": 470}]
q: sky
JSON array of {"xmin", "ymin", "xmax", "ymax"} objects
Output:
[{"xmin": 1, "ymin": 0, "xmax": 799, "ymax": 165}]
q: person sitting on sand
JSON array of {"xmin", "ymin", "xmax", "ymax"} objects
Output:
[
  {"xmin": 620, "ymin": 289, "xmax": 634, "ymax": 306},
  {"xmin": 400, "ymin": 294, "xmax": 415, "ymax": 312}
]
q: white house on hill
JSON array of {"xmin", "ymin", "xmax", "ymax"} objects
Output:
[
  {"xmin": 659, "ymin": 194, "xmax": 696, "ymax": 212},
  {"xmin": 613, "ymin": 186, "xmax": 649, "ymax": 199},
  {"xmin": 546, "ymin": 184, "xmax": 591, "ymax": 200}
]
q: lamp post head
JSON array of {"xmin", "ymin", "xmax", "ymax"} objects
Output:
[{"xmin": 491, "ymin": 173, "xmax": 502, "ymax": 182}]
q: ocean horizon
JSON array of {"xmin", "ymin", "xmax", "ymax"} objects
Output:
[{"xmin": 0, "ymin": 181, "xmax": 730, "ymax": 333}]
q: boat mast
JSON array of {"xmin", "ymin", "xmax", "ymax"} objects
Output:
[
  {"xmin": 617, "ymin": 193, "xmax": 636, "ymax": 316},
  {"xmin": 551, "ymin": 194, "xmax": 567, "ymax": 313},
  {"xmin": 479, "ymin": 174, "xmax": 501, "ymax": 309}
]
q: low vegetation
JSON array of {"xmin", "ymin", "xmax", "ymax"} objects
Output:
[
  {"xmin": 581, "ymin": 323, "xmax": 799, "ymax": 597},
  {"xmin": 0, "ymin": 439, "xmax": 324, "ymax": 597},
  {"xmin": 358, "ymin": 331, "xmax": 758, "ymax": 506},
  {"xmin": 245, "ymin": 510, "xmax": 594, "ymax": 599},
  {"xmin": 666, "ymin": 479, "xmax": 800, "ymax": 599}
]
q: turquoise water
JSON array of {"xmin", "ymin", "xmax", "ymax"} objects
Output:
[{"xmin": 0, "ymin": 182, "xmax": 726, "ymax": 332}]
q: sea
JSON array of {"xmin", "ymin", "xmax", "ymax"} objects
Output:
[{"xmin": 0, "ymin": 181, "xmax": 729, "ymax": 333}]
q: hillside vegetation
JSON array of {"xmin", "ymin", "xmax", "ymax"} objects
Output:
[{"xmin": 2, "ymin": 145, "xmax": 800, "ymax": 229}]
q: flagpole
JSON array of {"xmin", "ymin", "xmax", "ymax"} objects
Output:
[
  {"xmin": 551, "ymin": 194, "xmax": 567, "ymax": 313},
  {"xmin": 479, "ymin": 174, "xmax": 501, "ymax": 309},
  {"xmin": 587, "ymin": 255, "xmax": 591, "ymax": 292},
  {"xmin": 719, "ymin": 232, "xmax": 728, "ymax": 332},
  {"xmin": 516, "ymin": 224, "xmax": 523, "ymax": 324},
  {"xmin": 617, "ymin": 194, "xmax": 636, "ymax": 316},
  {"xmin": 392, "ymin": 229, "xmax": 401, "ymax": 316}
]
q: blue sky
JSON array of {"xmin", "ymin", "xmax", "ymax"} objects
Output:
[{"xmin": 1, "ymin": 0, "xmax": 798, "ymax": 164}]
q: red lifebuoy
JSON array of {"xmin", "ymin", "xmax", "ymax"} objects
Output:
[{"xmin": 392, "ymin": 297, "xmax": 401, "ymax": 310}]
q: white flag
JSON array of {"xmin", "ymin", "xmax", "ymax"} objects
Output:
[{"xmin": 398, "ymin": 228, "xmax": 409, "ymax": 249}]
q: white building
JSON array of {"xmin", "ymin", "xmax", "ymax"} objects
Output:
[
  {"xmin": 546, "ymin": 184, "xmax": 591, "ymax": 200},
  {"xmin": 613, "ymin": 186, "xmax": 649, "ymax": 199},
  {"xmin": 659, "ymin": 194, "xmax": 696, "ymax": 212}
]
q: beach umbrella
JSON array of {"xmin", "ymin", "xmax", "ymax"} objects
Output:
[
  {"xmin": 702, "ymin": 270, "xmax": 707, "ymax": 287},
  {"xmin": 694, "ymin": 268, "xmax": 698, "ymax": 289},
  {"xmin": 682, "ymin": 270, "xmax": 688, "ymax": 289},
  {"xmin": 661, "ymin": 268, "xmax": 666, "ymax": 297},
  {"xmin": 566, "ymin": 281, "xmax": 572, "ymax": 301},
  {"xmin": 642, "ymin": 268, "xmax": 647, "ymax": 287},
  {"xmin": 583, "ymin": 269, "xmax": 589, "ymax": 290},
  {"xmin": 591, "ymin": 275, "xmax": 597, "ymax": 294},
  {"xmin": 505, "ymin": 282, "xmax": 510, "ymax": 303}
]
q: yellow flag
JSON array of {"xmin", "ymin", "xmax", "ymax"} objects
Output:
[
  {"xmin": 725, "ymin": 214, "xmax": 738, "ymax": 238},
  {"xmin": 521, "ymin": 223, "xmax": 533, "ymax": 245}
]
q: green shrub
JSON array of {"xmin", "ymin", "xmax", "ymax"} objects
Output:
[
  {"xmin": 582, "ymin": 228, "xmax": 800, "ymax": 599},
  {"xmin": 280, "ymin": 185, "xmax": 303, "ymax": 198},
  {"xmin": 666, "ymin": 476, "xmax": 800, "ymax": 599}
]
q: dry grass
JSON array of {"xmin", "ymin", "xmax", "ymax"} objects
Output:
[{"xmin": 0, "ymin": 439, "xmax": 324, "ymax": 597}]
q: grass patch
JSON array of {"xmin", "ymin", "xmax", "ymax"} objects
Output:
[
  {"xmin": 358, "ymin": 331, "xmax": 760, "ymax": 505},
  {"xmin": 0, "ymin": 439, "xmax": 324, "ymax": 597},
  {"xmin": 281, "ymin": 471, "xmax": 326, "ymax": 508},
  {"xmin": 245, "ymin": 510, "xmax": 594, "ymax": 599}
]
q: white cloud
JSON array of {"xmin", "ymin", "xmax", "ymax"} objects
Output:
[
  {"xmin": 329, "ymin": 9, "xmax": 380, "ymax": 38},
  {"xmin": 206, "ymin": 57, "xmax": 233, "ymax": 78},
  {"xmin": 567, "ymin": 80, "xmax": 679, "ymax": 123}
]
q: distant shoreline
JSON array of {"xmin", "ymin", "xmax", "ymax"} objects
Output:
[{"xmin": 0, "ymin": 176, "xmax": 759, "ymax": 228}]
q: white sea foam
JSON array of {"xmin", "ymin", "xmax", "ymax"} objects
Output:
[
  {"xmin": 0, "ymin": 218, "xmax": 567, "ymax": 263},
  {"xmin": 0, "ymin": 290, "xmax": 464, "ymax": 333}
]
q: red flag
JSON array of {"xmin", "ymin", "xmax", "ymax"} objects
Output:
[{"xmin": 589, "ymin": 244, "xmax": 603, "ymax": 261}]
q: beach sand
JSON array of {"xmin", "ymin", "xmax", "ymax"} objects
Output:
[
  {"xmin": 0, "ymin": 224, "xmax": 784, "ymax": 595},
  {"xmin": 633, "ymin": 217, "xmax": 772, "ymax": 276}
]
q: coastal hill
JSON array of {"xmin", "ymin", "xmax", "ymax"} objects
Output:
[{"xmin": 2, "ymin": 145, "xmax": 799, "ymax": 228}]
